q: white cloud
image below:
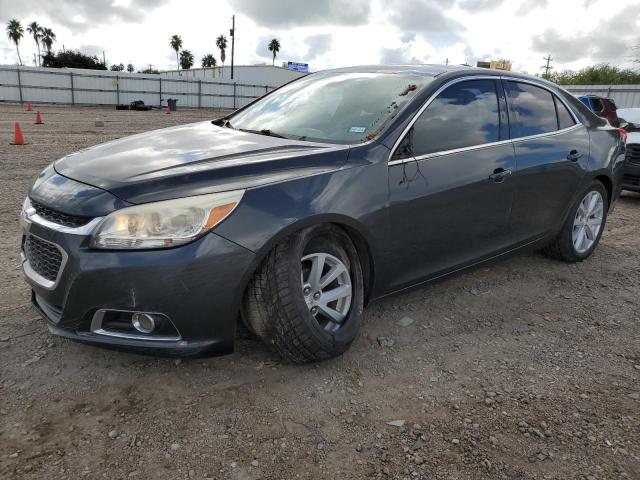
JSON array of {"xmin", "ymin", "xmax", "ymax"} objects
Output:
[
  {"xmin": 228, "ymin": 0, "xmax": 372, "ymax": 27},
  {"xmin": 1, "ymin": 0, "xmax": 638, "ymax": 74}
]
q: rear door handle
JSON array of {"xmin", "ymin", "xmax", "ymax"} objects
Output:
[
  {"xmin": 567, "ymin": 150, "xmax": 583, "ymax": 161},
  {"xmin": 489, "ymin": 168, "xmax": 512, "ymax": 183}
]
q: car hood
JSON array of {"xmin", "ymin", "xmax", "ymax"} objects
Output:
[
  {"xmin": 617, "ymin": 108, "xmax": 640, "ymax": 125},
  {"xmin": 54, "ymin": 121, "xmax": 350, "ymax": 204},
  {"xmin": 626, "ymin": 131, "xmax": 640, "ymax": 145}
]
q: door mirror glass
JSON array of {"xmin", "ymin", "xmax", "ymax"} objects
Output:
[{"xmin": 392, "ymin": 128, "xmax": 414, "ymax": 161}]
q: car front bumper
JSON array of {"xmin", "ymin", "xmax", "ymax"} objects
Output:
[{"xmin": 21, "ymin": 210, "xmax": 256, "ymax": 357}]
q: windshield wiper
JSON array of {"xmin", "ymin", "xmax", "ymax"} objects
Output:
[{"xmin": 238, "ymin": 128, "xmax": 289, "ymax": 139}]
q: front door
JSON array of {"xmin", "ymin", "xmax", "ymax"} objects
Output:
[{"xmin": 386, "ymin": 78, "xmax": 516, "ymax": 292}]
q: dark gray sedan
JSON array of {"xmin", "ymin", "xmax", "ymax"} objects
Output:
[{"xmin": 21, "ymin": 65, "xmax": 626, "ymax": 362}]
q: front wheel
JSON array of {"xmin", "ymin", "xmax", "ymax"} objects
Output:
[
  {"xmin": 243, "ymin": 224, "xmax": 364, "ymax": 363},
  {"xmin": 543, "ymin": 180, "xmax": 608, "ymax": 262}
]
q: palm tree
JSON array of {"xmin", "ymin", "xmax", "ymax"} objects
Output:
[
  {"xmin": 6, "ymin": 19, "xmax": 24, "ymax": 65},
  {"xmin": 170, "ymin": 34, "xmax": 183, "ymax": 71},
  {"xmin": 216, "ymin": 35, "xmax": 227, "ymax": 78},
  {"xmin": 201, "ymin": 54, "xmax": 217, "ymax": 68},
  {"xmin": 268, "ymin": 38, "xmax": 280, "ymax": 66},
  {"xmin": 40, "ymin": 27, "xmax": 56, "ymax": 54},
  {"xmin": 179, "ymin": 50, "xmax": 194, "ymax": 70},
  {"xmin": 26, "ymin": 21, "xmax": 42, "ymax": 66}
]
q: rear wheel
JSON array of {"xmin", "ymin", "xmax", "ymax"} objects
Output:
[
  {"xmin": 243, "ymin": 224, "xmax": 364, "ymax": 363},
  {"xmin": 543, "ymin": 181, "xmax": 608, "ymax": 262}
]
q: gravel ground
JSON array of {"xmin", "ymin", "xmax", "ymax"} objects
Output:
[{"xmin": 0, "ymin": 103, "xmax": 639, "ymax": 480}]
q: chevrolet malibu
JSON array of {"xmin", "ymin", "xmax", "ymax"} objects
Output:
[{"xmin": 21, "ymin": 65, "xmax": 626, "ymax": 363}]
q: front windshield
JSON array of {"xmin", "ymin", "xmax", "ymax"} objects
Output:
[{"xmin": 228, "ymin": 71, "xmax": 433, "ymax": 144}]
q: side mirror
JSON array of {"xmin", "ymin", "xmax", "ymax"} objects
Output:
[{"xmin": 392, "ymin": 129, "xmax": 414, "ymax": 161}]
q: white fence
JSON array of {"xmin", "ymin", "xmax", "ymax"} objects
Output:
[
  {"xmin": 564, "ymin": 85, "xmax": 640, "ymax": 108},
  {"xmin": 5, "ymin": 69, "xmax": 640, "ymax": 111},
  {"xmin": 0, "ymin": 65, "xmax": 276, "ymax": 109}
]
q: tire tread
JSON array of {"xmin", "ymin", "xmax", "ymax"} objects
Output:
[{"xmin": 244, "ymin": 225, "xmax": 363, "ymax": 363}]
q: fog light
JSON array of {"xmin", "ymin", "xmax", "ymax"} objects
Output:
[{"xmin": 132, "ymin": 312, "xmax": 156, "ymax": 334}]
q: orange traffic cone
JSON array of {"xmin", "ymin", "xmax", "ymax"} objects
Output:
[
  {"xmin": 26, "ymin": 103, "xmax": 32, "ymax": 111},
  {"xmin": 165, "ymin": 105, "xmax": 170, "ymax": 115},
  {"xmin": 11, "ymin": 122, "xmax": 25, "ymax": 145},
  {"xmin": 35, "ymin": 111, "xmax": 43, "ymax": 124}
]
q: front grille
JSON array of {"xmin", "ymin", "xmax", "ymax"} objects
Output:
[
  {"xmin": 23, "ymin": 235, "xmax": 63, "ymax": 282},
  {"xmin": 31, "ymin": 200, "xmax": 92, "ymax": 228},
  {"xmin": 623, "ymin": 174, "xmax": 640, "ymax": 187},
  {"xmin": 626, "ymin": 144, "xmax": 640, "ymax": 165}
]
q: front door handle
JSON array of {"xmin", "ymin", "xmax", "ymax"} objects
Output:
[
  {"xmin": 567, "ymin": 150, "xmax": 583, "ymax": 161},
  {"xmin": 489, "ymin": 168, "xmax": 512, "ymax": 183}
]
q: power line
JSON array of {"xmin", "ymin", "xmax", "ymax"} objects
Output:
[{"xmin": 541, "ymin": 55, "xmax": 553, "ymax": 78}]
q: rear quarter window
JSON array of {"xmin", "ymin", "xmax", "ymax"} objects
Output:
[{"xmin": 555, "ymin": 97, "xmax": 576, "ymax": 130}]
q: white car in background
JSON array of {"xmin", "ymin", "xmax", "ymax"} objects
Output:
[{"xmin": 617, "ymin": 108, "xmax": 640, "ymax": 192}]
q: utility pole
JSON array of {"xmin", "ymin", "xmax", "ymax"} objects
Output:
[
  {"xmin": 541, "ymin": 55, "xmax": 553, "ymax": 79},
  {"xmin": 230, "ymin": 14, "xmax": 235, "ymax": 80}
]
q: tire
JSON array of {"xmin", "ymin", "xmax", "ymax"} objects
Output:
[
  {"xmin": 543, "ymin": 180, "xmax": 608, "ymax": 262},
  {"xmin": 243, "ymin": 224, "xmax": 364, "ymax": 363}
]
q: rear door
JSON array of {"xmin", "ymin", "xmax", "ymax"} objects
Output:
[
  {"xmin": 385, "ymin": 78, "xmax": 516, "ymax": 291},
  {"xmin": 504, "ymin": 80, "xmax": 590, "ymax": 243}
]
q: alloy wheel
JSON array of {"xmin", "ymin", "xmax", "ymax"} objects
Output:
[
  {"xmin": 301, "ymin": 253, "xmax": 352, "ymax": 332},
  {"xmin": 572, "ymin": 190, "xmax": 604, "ymax": 254}
]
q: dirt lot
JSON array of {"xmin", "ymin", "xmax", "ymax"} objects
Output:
[{"xmin": 0, "ymin": 103, "xmax": 638, "ymax": 480}]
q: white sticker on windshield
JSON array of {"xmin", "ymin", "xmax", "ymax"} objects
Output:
[{"xmin": 349, "ymin": 126, "xmax": 367, "ymax": 133}]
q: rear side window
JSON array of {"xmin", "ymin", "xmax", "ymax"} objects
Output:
[
  {"xmin": 507, "ymin": 81, "xmax": 558, "ymax": 138},
  {"xmin": 555, "ymin": 97, "xmax": 576, "ymax": 130},
  {"xmin": 409, "ymin": 79, "xmax": 501, "ymax": 156}
]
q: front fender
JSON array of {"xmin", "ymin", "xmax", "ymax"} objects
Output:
[{"xmin": 214, "ymin": 162, "xmax": 389, "ymax": 300}]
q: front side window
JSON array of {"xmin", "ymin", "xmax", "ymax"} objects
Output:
[
  {"xmin": 507, "ymin": 81, "xmax": 558, "ymax": 138},
  {"xmin": 228, "ymin": 71, "xmax": 432, "ymax": 144},
  {"xmin": 401, "ymin": 79, "xmax": 501, "ymax": 158}
]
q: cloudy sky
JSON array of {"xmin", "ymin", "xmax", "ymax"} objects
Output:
[{"xmin": 1, "ymin": 0, "xmax": 639, "ymax": 74}]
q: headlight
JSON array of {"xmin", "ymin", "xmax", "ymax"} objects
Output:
[{"xmin": 90, "ymin": 190, "xmax": 244, "ymax": 250}]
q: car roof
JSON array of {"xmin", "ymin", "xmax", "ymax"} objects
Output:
[
  {"xmin": 322, "ymin": 64, "xmax": 470, "ymax": 76},
  {"xmin": 319, "ymin": 64, "xmax": 556, "ymax": 83},
  {"xmin": 317, "ymin": 65, "xmax": 606, "ymax": 136}
]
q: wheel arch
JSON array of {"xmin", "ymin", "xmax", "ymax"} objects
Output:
[
  {"xmin": 593, "ymin": 173, "xmax": 613, "ymax": 206},
  {"xmin": 235, "ymin": 214, "xmax": 378, "ymax": 312}
]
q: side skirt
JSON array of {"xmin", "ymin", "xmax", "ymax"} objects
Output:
[{"xmin": 372, "ymin": 233, "xmax": 553, "ymax": 303}]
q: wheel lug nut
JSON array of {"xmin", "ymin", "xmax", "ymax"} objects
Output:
[
  {"xmin": 313, "ymin": 292, "xmax": 321, "ymax": 300},
  {"xmin": 311, "ymin": 306, "xmax": 318, "ymax": 314},
  {"xmin": 303, "ymin": 287, "xmax": 311, "ymax": 295}
]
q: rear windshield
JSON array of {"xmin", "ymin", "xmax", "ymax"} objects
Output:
[{"xmin": 227, "ymin": 71, "xmax": 433, "ymax": 144}]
